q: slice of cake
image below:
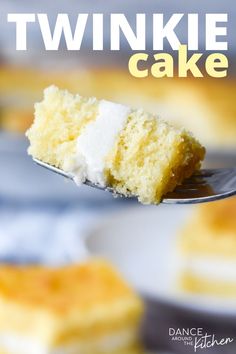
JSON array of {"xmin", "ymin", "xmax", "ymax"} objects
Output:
[
  {"xmin": 0, "ymin": 259, "xmax": 143, "ymax": 354},
  {"xmin": 26, "ymin": 85, "xmax": 205, "ymax": 204},
  {"xmin": 178, "ymin": 198, "xmax": 236, "ymax": 297}
]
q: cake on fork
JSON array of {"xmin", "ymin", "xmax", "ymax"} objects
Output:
[
  {"xmin": 26, "ymin": 86, "xmax": 205, "ymax": 204},
  {"xmin": 0, "ymin": 260, "xmax": 143, "ymax": 354}
]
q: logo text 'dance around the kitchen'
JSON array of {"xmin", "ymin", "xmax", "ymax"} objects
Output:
[
  {"xmin": 7, "ymin": 13, "xmax": 229, "ymax": 78},
  {"xmin": 169, "ymin": 327, "xmax": 234, "ymax": 352}
]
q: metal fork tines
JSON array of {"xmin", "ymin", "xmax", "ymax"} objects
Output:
[
  {"xmin": 33, "ymin": 158, "xmax": 236, "ymax": 204},
  {"xmin": 164, "ymin": 168, "xmax": 236, "ymax": 204}
]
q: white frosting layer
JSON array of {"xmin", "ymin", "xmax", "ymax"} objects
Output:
[
  {"xmin": 0, "ymin": 334, "xmax": 46, "ymax": 354},
  {"xmin": 73, "ymin": 100, "xmax": 130, "ymax": 186},
  {"xmin": 183, "ymin": 257, "xmax": 236, "ymax": 282},
  {"xmin": 0, "ymin": 328, "xmax": 136, "ymax": 354}
]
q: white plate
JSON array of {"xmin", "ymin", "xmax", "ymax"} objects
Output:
[{"xmin": 86, "ymin": 204, "xmax": 236, "ymax": 318}]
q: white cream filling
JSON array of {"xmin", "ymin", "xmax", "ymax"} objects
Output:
[
  {"xmin": 182, "ymin": 257, "xmax": 236, "ymax": 282},
  {"xmin": 73, "ymin": 100, "xmax": 130, "ymax": 186},
  {"xmin": 0, "ymin": 334, "xmax": 46, "ymax": 354},
  {"xmin": 0, "ymin": 328, "xmax": 136, "ymax": 354}
]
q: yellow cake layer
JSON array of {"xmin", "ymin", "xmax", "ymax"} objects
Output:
[
  {"xmin": 26, "ymin": 86, "xmax": 99, "ymax": 172},
  {"xmin": 26, "ymin": 86, "xmax": 205, "ymax": 204},
  {"xmin": 0, "ymin": 260, "xmax": 143, "ymax": 349},
  {"xmin": 180, "ymin": 272, "xmax": 236, "ymax": 298},
  {"xmin": 106, "ymin": 109, "xmax": 204, "ymax": 203},
  {"xmin": 179, "ymin": 197, "xmax": 236, "ymax": 257}
]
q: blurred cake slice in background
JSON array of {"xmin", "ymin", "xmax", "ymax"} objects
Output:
[
  {"xmin": 26, "ymin": 86, "xmax": 205, "ymax": 204},
  {"xmin": 178, "ymin": 198, "xmax": 236, "ymax": 297},
  {"xmin": 0, "ymin": 67, "xmax": 92, "ymax": 133},
  {"xmin": 1, "ymin": 66, "xmax": 236, "ymax": 151},
  {"xmin": 0, "ymin": 260, "xmax": 143, "ymax": 354},
  {"xmin": 110, "ymin": 76, "xmax": 236, "ymax": 151}
]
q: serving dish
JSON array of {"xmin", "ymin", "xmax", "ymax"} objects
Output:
[
  {"xmin": 86, "ymin": 204, "xmax": 236, "ymax": 352},
  {"xmin": 86, "ymin": 204, "xmax": 236, "ymax": 318}
]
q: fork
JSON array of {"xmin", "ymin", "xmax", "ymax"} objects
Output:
[{"xmin": 33, "ymin": 158, "xmax": 236, "ymax": 204}]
